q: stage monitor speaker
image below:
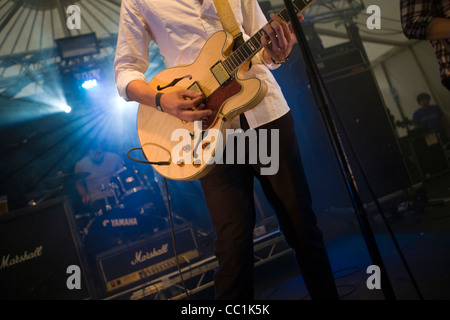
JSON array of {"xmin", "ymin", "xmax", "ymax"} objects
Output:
[{"xmin": 0, "ymin": 197, "xmax": 93, "ymax": 299}]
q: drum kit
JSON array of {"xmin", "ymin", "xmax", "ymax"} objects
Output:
[
  {"xmin": 33, "ymin": 166, "xmax": 173, "ymax": 255},
  {"xmin": 80, "ymin": 166, "xmax": 173, "ymax": 254}
]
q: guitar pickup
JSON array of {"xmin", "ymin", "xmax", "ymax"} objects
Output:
[
  {"xmin": 210, "ymin": 61, "xmax": 231, "ymax": 87},
  {"xmin": 187, "ymin": 81, "xmax": 208, "ymax": 106},
  {"xmin": 188, "ymin": 81, "xmax": 205, "ymax": 96}
]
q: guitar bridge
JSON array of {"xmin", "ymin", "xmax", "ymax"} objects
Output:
[{"xmin": 210, "ymin": 61, "xmax": 231, "ymax": 87}]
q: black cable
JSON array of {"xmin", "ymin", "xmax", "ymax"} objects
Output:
[
  {"xmin": 333, "ymin": 266, "xmax": 360, "ymax": 280},
  {"xmin": 297, "ymin": 267, "xmax": 360, "ymax": 300},
  {"xmin": 336, "ymin": 284, "xmax": 358, "ymax": 299},
  {"xmin": 126, "ymin": 147, "xmax": 171, "ymax": 166}
]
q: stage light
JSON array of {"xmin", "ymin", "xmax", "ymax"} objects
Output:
[
  {"xmin": 61, "ymin": 104, "xmax": 72, "ymax": 113},
  {"xmin": 81, "ymin": 79, "xmax": 98, "ymax": 90},
  {"xmin": 116, "ymin": 96, "xmax": 128, "ymax": 108}
]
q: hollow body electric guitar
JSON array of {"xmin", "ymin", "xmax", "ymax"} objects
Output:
[{"xmin": 137, "ymin": 0, "xmax": 315, "ymax": 181}]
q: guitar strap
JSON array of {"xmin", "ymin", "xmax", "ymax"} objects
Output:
[
  {"xmin": 212, "ymin": 0, "xmax": 250, "ymax": 128},
  {"xmin": 212, "ymin": 0, "xmax": 245, "ymax": 49}
]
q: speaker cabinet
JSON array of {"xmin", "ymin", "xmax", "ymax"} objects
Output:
[
  {"xmin": 322, "ymin": 71, "xmax": 411, "ymax": 200},
  {"xmin": 0, "ymin": 197, "xmax": 93, "ymax": 299},
  {"xmin": 273, "ymin": 43, "xmax": 412, "ymax": 205}
]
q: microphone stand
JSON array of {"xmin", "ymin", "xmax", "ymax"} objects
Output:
[{"xmin": 283, "ymin": 0, "xmax": 396, "ymax": 300}]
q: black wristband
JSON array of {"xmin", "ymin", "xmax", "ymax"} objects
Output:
[
  {"xmin": 155, "ymin": 92, "xmax": 164, "ymax": 112},
  {"xmin": 270, "ymin": 55, "xmax": 289, "ymax": 65}
]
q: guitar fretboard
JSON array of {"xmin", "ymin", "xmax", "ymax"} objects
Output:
[{"xmin": 222, "ymin": 0, "xmax": 314, "ymax": 75}]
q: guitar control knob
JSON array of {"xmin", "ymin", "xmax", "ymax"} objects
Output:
[
  {"xmin": 182, "ymin": 144, "xmax": 191, "ymax": 152},
  {"xmin": 193, "ymin": 159, "xmax": 202, "ymax": 168},
  {"xmin": 176, "ymin": 160, "xmax": 185, "ymax": 167},
  {"xmin": 202, "ymin": 142, "xmax": 211, "ymax": 150}
]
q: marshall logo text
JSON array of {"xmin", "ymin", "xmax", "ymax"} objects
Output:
[
  {"xmin": 131, "ymin": 243, "xmax": 169, "ymax": 266},
  {"xmin": 1, "ymin": 246, "xmax": 43, "ymax": 270}
]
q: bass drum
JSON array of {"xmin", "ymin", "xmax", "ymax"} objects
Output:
[{"xmin": 82, "ymin": 207, "xmax": 166, "ymax": 254}]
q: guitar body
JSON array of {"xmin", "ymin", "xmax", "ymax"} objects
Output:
[{"xmin": 137, "ymin": 31, "xmax": 268, "ymax": 181}]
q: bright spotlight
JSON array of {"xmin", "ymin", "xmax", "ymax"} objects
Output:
[
  {"xmin": 81, "ymin": 79, "xmax": 98, "ymax": 90},
  {"xmin": 61, "ymin": 105, "xmax": 72, "ymax": 113},
  {"xmin": 116, "ymin": 96, "xmax": 128, "ymax": 108}
]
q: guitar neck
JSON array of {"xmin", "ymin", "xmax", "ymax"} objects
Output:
[{"xmin": 222, "ymin": 0, "xmax": 314, "ymax": 75}]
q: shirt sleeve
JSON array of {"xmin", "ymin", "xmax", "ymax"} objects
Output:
[
  {"xmin": 114, "ymin": 0, "xmax": 153, "ymax": 101},
  {"xmin": 400, "ymin": 0, "xmax": 435, "ymax": 40}
]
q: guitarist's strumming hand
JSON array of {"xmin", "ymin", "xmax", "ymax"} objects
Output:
[
  {"xmin": 261, "ymin": 13, "xmax": 304, "ymax": 64},
  {"xmin": 126, "ymin": 79, "xmax": 212, "ymax": 122},
  {"xmin": 158, "ymin": 89, "xmax": 212, "ymax": 122}
]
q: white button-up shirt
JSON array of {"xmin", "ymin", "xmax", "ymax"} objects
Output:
[{"xmin": 114, "ymin": 0, "xmax": 290, "ymax": 129}]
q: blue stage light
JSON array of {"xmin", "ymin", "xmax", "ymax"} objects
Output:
[
  {"xmin": 81, "ymin": 79, "xmax": 98, "ymax": 90},
  {"xmin": 61, "ymin": 105, "xmax": 72, "ymax": 113}
]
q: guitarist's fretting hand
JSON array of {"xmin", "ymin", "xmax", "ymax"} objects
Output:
[
  {"xmin": 261, "ymin": 13, "xmax": 304, "ymax": 64},
  {"xmin": 158, "ymin": 89, "xmax": 212, "ymax": 122}
]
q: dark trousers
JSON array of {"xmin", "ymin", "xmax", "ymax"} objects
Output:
[{"xmin": 199, "ymin": 111, "xmax": 339, "ymax": 300}]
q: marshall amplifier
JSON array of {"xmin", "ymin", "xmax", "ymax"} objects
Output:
[
  {"xmin": 96, "ymin": 225, "xmax": 199, "ymax": 293},
  {"xmin": 0, "ymin": 197, "xmax": 93, "ymax": 299}
]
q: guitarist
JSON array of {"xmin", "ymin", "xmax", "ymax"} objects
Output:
[{"xmin": 114, "ymin": 0, "xmax": 338, "ymax": 300}]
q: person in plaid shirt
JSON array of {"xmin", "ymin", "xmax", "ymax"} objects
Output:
[{"xmin": 400, "ymin": 0, "xmax": 450, "ymax": 91}]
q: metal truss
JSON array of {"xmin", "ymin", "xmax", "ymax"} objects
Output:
[
  {"xmin": 0, "ymin": 34, "xmax": 163, "ymax": 99},
  {"xmin": 0, "ymin": 35, "xmax": 116, "ymax": 99},
  {"xmin": 264, "ymin": 0, "xmax": 365, "ymax": 25}
]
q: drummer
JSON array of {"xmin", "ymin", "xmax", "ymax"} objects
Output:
[{"xmin": 74, "ymin": 141, "xmax": 124, "ymax": 214}]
